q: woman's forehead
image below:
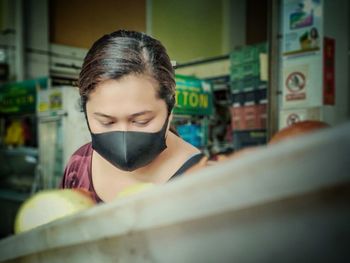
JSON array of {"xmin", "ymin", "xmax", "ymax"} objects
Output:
[{"xmin": 87, "ymin": 75, "xmax": 167, "ymax": 115}]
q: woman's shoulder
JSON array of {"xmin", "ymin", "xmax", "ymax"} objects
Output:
[
  {"xmin": 60, "ymin": 142, "xmax": 93, "ymax": 188},
  {"xmin": 171, "ymin": 132, "xmax": 201, "ymax": 155},
  {"xmin": 166, "ymin": 133, "xmax": 208, "ymax": 178},
  {"xmin": 65, "ymin": 143, "xmax": 92, "ymax": 170},
  {"xmin": 71, "ymin": 142, "xmax": 93, "ymax": 157},
  {"xmin": 169, "ymin": 152, "xmax": 207, "ymax": 180}
]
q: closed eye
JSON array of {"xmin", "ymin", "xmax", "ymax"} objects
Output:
[
  {"xmin": 132, "ymin": 119, "xmax": 152, "ymax": 126},
  {"xmin": 100, "ymin": 120, "xmax": 115, "ymax": 126}
]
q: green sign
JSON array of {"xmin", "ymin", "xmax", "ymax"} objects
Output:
[
  {"xmin": 0, "ymin": 77, "xmax": 47, "ymax": 115},
  {"xmin": 174, "ymin": 75, "xmax": 213, "ymax": 116}
]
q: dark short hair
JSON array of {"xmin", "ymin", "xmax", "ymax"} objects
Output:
[{"xmin": 78, "ymin": 30, "xmax": 176, "ymax": 113}]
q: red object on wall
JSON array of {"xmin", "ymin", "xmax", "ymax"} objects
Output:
[{"xmin": 323, "ymin": 37, "xmax": 335, "ymax": 105}]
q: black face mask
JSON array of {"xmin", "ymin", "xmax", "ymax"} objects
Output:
[{"xmin": 91, "ymin": 116, "xmax": 169, "ymax": 171}]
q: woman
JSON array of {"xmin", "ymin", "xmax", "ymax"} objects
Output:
[
  {"xmin": 309, "ymin": 27, "xmax": 319, "ymax": 49},
  {"xmin": 60, "ymin": 30, "xmax": 207, "ymax": 203}
]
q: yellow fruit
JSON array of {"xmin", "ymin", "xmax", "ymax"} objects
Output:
[
  {"xmin": 15, "ymin": 189, "xmax": 95, "ymax": 234},
  {"xmin": 117, "ymin": 183, "xmax": 154, "ymax": 198}
]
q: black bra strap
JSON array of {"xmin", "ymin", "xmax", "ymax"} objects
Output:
[{"xmin": 169, "ymin": 153, "xmax": 205, "ymax": 181}]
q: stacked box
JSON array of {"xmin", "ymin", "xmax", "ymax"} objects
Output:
[
  {"xmin": 244, "ymin": 91, "xmax": 257, "ymax": 104},
  {"xmin": 241, "ymin": 46, "xmax": 259, "ymax": 63},
  {"xmin": 240, "ymin": 62, "xmax": 260, "ymax": 79},
  {"xmin": 257, "ymin": 79, "xmax": 268, "ymax": 90},
  {"xmin": 230, "ymin": 50, "xmax": 243, "ymax": 66},
  {"xmin": 231, "ymin": 77, "xmax": 268, "ymax": 93},
  {"xmin": 230, "ymin": 43, "xmax": 267, "ymax": 66},
  {"xmin": 230, "ymin": 80, "xmax": 244, "ymax": 93},
  {"xmin": 244, "ymin": 105, "xmax": 259, "ymax": 130},
  {"xmin": 256, "ymin": 42, "xmax": 268, "ymax": 54},
  {"xmin": 229, "ymin": 43, "xmax": 268, "ymax": 92},
  {"xmin": 230, "ymin": 62, "xmax": 259, "ymax": 81},
  {"xmin": 229, "ymin": 43, "xmax": 268, "ymax": 149},
  {"xmin": 241, "ymin": 77, "xmax": 259, "ymax": 91},
  {"xmin": 257, "ymin": 88, "xmax": 268, "ymax": 104},
  {"xmin": 230, "ymin": 106, "xmax": 245, "ymax": 130},
  {"xmin": 244, "ymin": 104, "xmax": 267, "ymax": 130},
  {"xmin": 231, "ymin": 92, "xmax": 245, "ymax": 106},
  {"xmin": 232, "ymin": 130, "xmax": 267, "ymax": 150},
  {"xmin": 230, "ymin": 103, "xmax": 267, "ymax": 131},
  {"xmin": 230, "ymin": 67, "xmax": 243, "ymax": 82},
  {"xmin": 258, "ymin": 103, "xmax": 267, "ymax": 129},
  {"xmin": 236, "ymin": 89, "xmax": 267, "ymax": 105}
]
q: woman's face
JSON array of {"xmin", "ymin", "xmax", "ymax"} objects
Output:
[
  {"xmin": 86, "ymin": 74, "xmax": 169, "ymax": 134},
  {"xmin": 310, "ymin": 28, "xmax": 317, "ymax": 38}
]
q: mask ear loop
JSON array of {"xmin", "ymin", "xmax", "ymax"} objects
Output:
[
  {"xmin": 164, "ymin": 93, "xmax": 176, "ymax": 137},
  {"xmin": 163, "ymin": 111, "xmax": 173, "ymax": 141},
  {"xmin": 82, "ymin": 100, "xmax": 93, "ymax": 133}
]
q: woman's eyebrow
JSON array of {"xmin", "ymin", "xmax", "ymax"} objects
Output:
[
  {"xmin": 93, "ymin": 112, "xmax": 114, "ymax": 119},
  {"xmin": 130, "ymin": 111, "xmax": 153, "ymax": 118},
  {"xmin": 93, "ymin": 111, "xmax": 153, "ymax": 119}
]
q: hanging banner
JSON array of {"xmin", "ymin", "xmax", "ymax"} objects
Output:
[
  {"xmin": 174, "ymin": 75, "xmax": 213, "ymax": 116},
  {"xmin": 323, "ymin": 37, "xmax": 335, "ymax": 105},
  {"xmin": 0, "ymin": 77, "xmax": 48, "ymax": 115},
  {"xmin": 282, "ymin": 0, "xmax": 323, "ymax": 56}
]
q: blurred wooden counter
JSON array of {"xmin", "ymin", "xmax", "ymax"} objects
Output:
[{"xmin": 0, "ymin": 123, "xmax": 349, "ymax": 263}]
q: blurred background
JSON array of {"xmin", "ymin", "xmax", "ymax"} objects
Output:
[{"xmin": 0, "ymin": 0, "xmax": 349, "ymax": 238}]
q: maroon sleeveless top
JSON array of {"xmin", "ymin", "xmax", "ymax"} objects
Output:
[{"xmin": 59, "ymin": 143, "xmax": 204, "ymax": 203}]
